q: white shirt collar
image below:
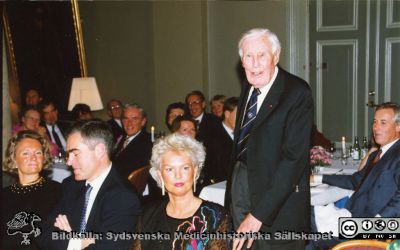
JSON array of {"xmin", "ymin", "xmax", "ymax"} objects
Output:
[
  {"xmin": 125, "ymin": 130, "xmax": 142, "ymax": 145},
  {"xmin": 114, "ymin": 118, "xmax": 122, "ymax": 128},
  {"xmin": 45, "ymin": 123, "xmax": 66, "ymax": 150},
  {"xmin": 84, "ymin": 163, "xmax": 112, "ymax": 223},
  {"xmin": 247, "ymin": 66, "xmax": 279, "ymax": 113},
  {"xmin": 222, "ymin": 121, "xmax": 234, "ymax": 140},
  {"xmin": 380, "ymin": 139, "xmax": 399, "ymax": 157},
  {"xmin": 195, "ymin": 112, "xmax": 204, "ymax": 123}
]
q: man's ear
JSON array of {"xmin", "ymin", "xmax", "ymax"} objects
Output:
[
  {"xmin": 273, "ymin": 49, "xmax": 281, "ymax": 66},
  {"xmin": 202, "ymin": 101, "xmax": 207, "ymax": 110},
  {"xmin": 141, "ymin": 117, "xmax": 147, "ymax": 127},
  {"xmin": 95, "ymin": 143, "xmax": 107, "ymax": 158}
]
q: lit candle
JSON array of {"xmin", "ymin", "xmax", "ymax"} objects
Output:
[
  {"xmin": 341, "ymin": 136, "xmax": 346, "ymax": 154},
  {"xmin": 151, "ymin": 126, "xmax": 155, "ymax": 142}
]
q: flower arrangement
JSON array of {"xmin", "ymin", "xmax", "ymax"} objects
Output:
[{"xmin": 310, "ymin": 146, "xmax": 332, "ymax": 167}]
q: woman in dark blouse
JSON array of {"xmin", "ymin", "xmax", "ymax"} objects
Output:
[
  {"xmin": 132, "ymin": 134, "xmax": 229, "ymax": 250},
  {"xmin": 1, "ymin": 130, "xmax": 61, "ymax": 250}
]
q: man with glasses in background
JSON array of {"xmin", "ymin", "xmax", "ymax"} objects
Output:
[{"xmin": 106, "ymin": 99, "xmax": 125, "ymax": 143}]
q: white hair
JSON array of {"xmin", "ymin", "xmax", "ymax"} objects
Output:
[
  {"xmin": 238, "ymin": 28, "xmax": 281, "ymax": 58},
  {"xmin": 149, "ymin": 134, "xmax": 206, "ymax": 188}
]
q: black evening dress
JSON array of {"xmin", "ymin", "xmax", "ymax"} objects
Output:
[
  {"xmin": 132, "ymin": 199, "xmax": 230, "ymax": 250},
  {"xmin": 1, "ymin": 177, "xmax": 61, "ymax": 250}
]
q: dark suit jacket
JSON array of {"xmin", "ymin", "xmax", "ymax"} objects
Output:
[
  {"xmin": 107, "ymin": 119, "xmax": 125, "ymax": 143},
  {"xmin": 113, "ymin": 131, "xmax": 153, "ymax": 180},
  {"xmin": 204, "ymin": 122, "xmax": 233, "ymax": 184},
  {"xmin": 227, "ymin": 68, "xmax": 314, "ymax": 234},
  {"xmin": 38, "ymin": 166, "xmax": 141, "ymax": 249},
  {"xmin": 196, "ymin": 113, "xmax": 221, "ymax": 144},
  {"xmin": 323, "ymin": 140, "xmax": 400, "ymax": 217}
]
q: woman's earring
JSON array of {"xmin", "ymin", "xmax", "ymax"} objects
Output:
[
  {"xmin": 193, "ymin": 173, "xmax": 196, "ymax": 193},
  {"xmin": 161, "ymin": 178, "xmax": 165, "ymax": 196}
]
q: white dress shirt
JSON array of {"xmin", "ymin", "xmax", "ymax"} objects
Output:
[
  {"xmin": 245, "ymin": 66, "xmax": 279, "ymax": 114},
  {"xmin": 46, "ymin": 124, "xmax": 67, "ymax": 151},
  {"xmin": 67, "ymin": 164, "xmax": 112, "ymax": 250},
  {"xmin": 222, "ymin": 121, "xmax": 234, "ymax": 140}
]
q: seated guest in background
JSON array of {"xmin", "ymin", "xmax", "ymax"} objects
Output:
[
  {"xmin": 185, "ymin": 90, "xmax": 220, "ymax": 144},
  {"xmin": 2, "ymin": 130, "xmax": 61, "ymax": 250},
  {"xmin": 310, "ymin": 123, "xmax": 331, "ymax": 149},
  {"xmin": 165, "ymin": 102, "xmax": 188, "ymax": 132},
  {"xmin": 210, "ymin": 94, "xmax": 226, "ymax": 118},
  {"xmin": 25, "ymin": 88, "xmax": 43, "ymax": 107},
  {"xmin": 113, "ymin": 104, "xmax": 153, "ymax": 180},
  {"xmin": 106, "ymin": 99, "xmax": 125, "ymax": 143},
  {"xmin": 13, "ymin": 106, "xmax": 47, "ymax": 137},
  {"xmin": 38, "ymin": 120, "xmax": 141, "ymax": 249},
  {"xmin": 310, "ymin": 102, "xmax": 400, "ymax": 248},
  {"xmin": 12, "ymin": 106, "xmax": 59, "ymax": 157},
  {"xmin": 71, "ymin": 103, "xmax": 93, "ymax": 121},
  {"xmin": 132, "ymin": 134, "xmax": 229, "ymax": 250},
  {"xmin": 171, "ymin": 115, "xmax": 197, "ymax": 139},
  {"xmin": 205, "ymin": 97, "xmax": 238, "ymax": 184},
  {"xmin": 40, "ymin": 100, "xmax": 70, "ymax": 155}
]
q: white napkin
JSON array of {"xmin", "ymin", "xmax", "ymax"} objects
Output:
[{"xmin": 314, "ymin": 203, "xmax": 351, "ymax": 237}]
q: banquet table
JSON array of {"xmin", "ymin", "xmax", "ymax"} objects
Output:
[
  {"xmin": 50, "ymin": 162, "xmax": 72, "ymax": 183},
  {"xmin": 199, "ymin": 158, "xmax": 360, "ymax": 206}
]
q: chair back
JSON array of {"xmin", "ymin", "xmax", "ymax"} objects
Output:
[
  {"xmin": 332, "ymin": 240, "xmax": 388, "ymax": 250},
  {"xmin": 128, "ymin": 166, "xmax": 150, "ymax": 194}
]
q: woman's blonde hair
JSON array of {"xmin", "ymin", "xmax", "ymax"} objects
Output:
[
  {"xmin": 3, "ymin": 130, "xmax": 53, "ymax": 174},
  {"xmin": 149, "ymin": 134, "xmax": 205, "ymax": 188}
]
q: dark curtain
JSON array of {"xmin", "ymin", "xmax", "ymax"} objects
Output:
[{"xmin": 5, "ymin": 1, "xmax": 81, "ymax": 117}]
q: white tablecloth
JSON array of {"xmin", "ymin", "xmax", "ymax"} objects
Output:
[
  {"xmin": 199, "ymin": 159, "xmax": 360, "ymax": 206},
  {"xmin": 50, "ymin": 162, "xmax": 72, "ymax": 183}
]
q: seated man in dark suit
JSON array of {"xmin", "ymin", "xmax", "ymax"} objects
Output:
[
  {"xmin": 113, "ymin": 103, "xmax": 153, "ymax": 180},
  {"xmin": 38, "ymin": 120, "xmax": 141, "ymax": 249},
  {"xmin": 40, "ymin": 100, "xmax": 70, "ymax": 155},
  {"xmin": 205, "ymin": 97, "xmax": 238, "ymax": 184},
  {"xmin": 106, "ymin": 99, "xmax": 125, "ymax": 143},
  {"xmin": 310, "ymin": 102, "xmax": 400, "ymax": 246},
  {"xmin": 185, "ymin": 90, "xmax": 221, "ymax": 144}
]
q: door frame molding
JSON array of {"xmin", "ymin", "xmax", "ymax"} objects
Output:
[{"xmin": 316, "ymin": 39, "xmax": 359, "ymax": 138}]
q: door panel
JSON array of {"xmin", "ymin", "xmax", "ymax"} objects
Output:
[{"xmin": 309, "ymin": 0, "xmax": 399, "ymax": 144}]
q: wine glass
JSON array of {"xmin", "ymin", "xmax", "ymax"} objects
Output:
[{"xmin": 340, "ymin": 149, "xmax": 350, "ymax": 165}]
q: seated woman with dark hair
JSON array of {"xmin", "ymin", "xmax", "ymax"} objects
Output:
[
  {"xmin": 1, "ymin": 130, "xmax": 61, "ymax": 250},
  {"xmin": 132, "ymin": 134, "xmax": 229, "ymax": 250},
  {"xmin": 71, "ymin": 103, "xmax": 93, "ymax": 121},
  {"xmin": 165, "ymin": 102, "xmax": 189, "ymax": 131},
  {"xmin": 171, "ymin": 115, "xmax": 197, "ymax": 139}
]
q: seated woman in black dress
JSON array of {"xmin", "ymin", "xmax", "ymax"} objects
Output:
[
  {"xmin": 2, "ymin": 130, "xmax": 62, "ymax": 249},
  {"xmin": 132, "ymin": 134, "xmax": 229, "ymax": 250}
]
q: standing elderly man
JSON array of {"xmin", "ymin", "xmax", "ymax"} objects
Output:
[
  {"xmin": 38, "ymin": 120, "xmax": 141, "ymax": 249},
  {"xmin": 228, "ymin": 28, "xmax": 314, "ymax": 250}
]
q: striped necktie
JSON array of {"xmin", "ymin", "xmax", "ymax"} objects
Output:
[
  {"xmin": 236, "ymin": 88, "xmax": 261, "ymax": 161},
  {"xmin": 79, "ymin": 184, "xmax": 93, "ymax": 233}
]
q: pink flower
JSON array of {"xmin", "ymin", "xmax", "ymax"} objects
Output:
[{"xmin": 310, "ymin": 146, "xmax": 332, "ymax": 167}]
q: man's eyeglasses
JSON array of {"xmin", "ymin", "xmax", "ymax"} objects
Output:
[
  {"xmin": 110, "ymin": 105, "xmax": 121, "ymax": 110},
  {"xmin": 24, "ymin": 116, "xmax": 40, "ymax": 122},
  {"xmin": 188, "ymin": 101, "xmax": 202, "ymax": 106}
]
